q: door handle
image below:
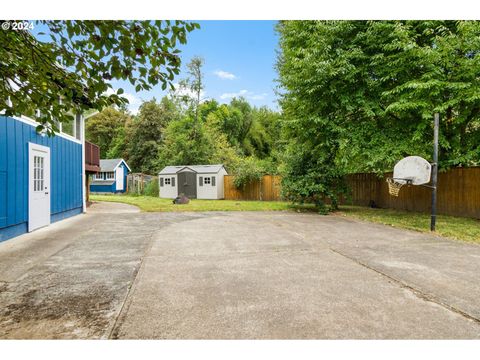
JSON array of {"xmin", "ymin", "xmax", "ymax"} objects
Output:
[{"xmin": 45, "ymin": 192, "xmax": 49, "ymax": 195}]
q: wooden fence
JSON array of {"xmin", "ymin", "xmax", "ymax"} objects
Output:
[
  {"xmin": 346, "ymin": 167, "xmax": 480, "ymax": 219},
  {"xmin": 223, "ymin": 168, "xmax": 480, "ymax": 218},
  {"xmin": 127, "ymin": 173, "xmax": 157, "ymax": 194},
  {"xmin": 224, "ymin": 175, "xmax": 282, "ymax": 201}
]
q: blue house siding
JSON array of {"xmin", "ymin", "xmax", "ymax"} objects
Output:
[
  {"xmin": 90, "ymin": 183, "xmax": 116, "ymax": 193},
  {"xmin": 90, "ymin": 161, "xmax": 129, "ymax": 193},
  {"xmin": 0, "ymin": 116, "xmax": 83, "ymax": 242}
]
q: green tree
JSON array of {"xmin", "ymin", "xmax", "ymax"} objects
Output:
[
  {"xmin": 230, "ymin": 97, "xmax": 254, "ymax": 148},
  {"xmin": 204, "ymin": 99, "xmax": 282, "ymax": 160},
  {"xmin": 106, "ymin": 124, "xmax": 129, "ymax": 160},
  {"xmin": 128, "ymin": 97, "xmax": 178, "ymax": 173},
  {"xmin": 157, "ymin": 116, "xmax": 213, "ymax": 168},
  {"xmin": 176, "ymin": 56, "xmax": 205, "ymax": 132},
  {"xmin": 244, "ymin": 106, "xmax": 282, "ymax": 158},
  {"xmin": 0, "ymin": 20, "xmax": 199, "ymax": 134},
  {"xmin": 206, "ymin": 104, "xmax": 244, "ymax": 148},
  {"xmin": 276, "ymin": 20, "xmax": 480, "ymax": 211},
  {"xmin": 86, "ymin": 107, "xmax": 131, "ymax": 158}
]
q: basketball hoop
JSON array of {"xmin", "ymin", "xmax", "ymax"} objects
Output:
[
  {"xmin": 387, "ymin": 156, "xmax": 432, "ymax": 197},
  {"xmin": 386, "ymin": 178, "xmax": 405, "ymax": 197}
]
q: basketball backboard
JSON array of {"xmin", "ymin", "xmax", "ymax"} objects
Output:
[{"xmin": 393, "ymin": 156, "xmax": 432, "ymax": 185}]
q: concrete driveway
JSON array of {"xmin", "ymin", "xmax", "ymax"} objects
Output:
[{"xmin": 0, "ymin": 202, "xmax": 479, "ymax": 339}]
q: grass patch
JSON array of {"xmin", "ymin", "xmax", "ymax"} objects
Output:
[
  {"xmin": 90, "ymin": 194, "xmax": 316, "ymax": 213},
  {"xmin": 336, "ymin": 205, "xmax": 480, "ymax": 244}
]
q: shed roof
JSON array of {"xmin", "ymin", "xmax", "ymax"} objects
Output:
[
  {"xmin": 99, "ymin": 158, "xmax": 131, "ymax": 172},
  {"xmin": 159, "ymin": 164, "xmax": 225, "ymax": 175}
]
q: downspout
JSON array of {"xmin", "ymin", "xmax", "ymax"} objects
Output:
[{"xmin": 79, "ymin": 112, "xmax": 86, "ymax": 213}]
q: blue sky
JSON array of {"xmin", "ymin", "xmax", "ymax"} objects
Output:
[{"xmin": 111, "ymin": 20, "xmax": 280, "ymax": 113}]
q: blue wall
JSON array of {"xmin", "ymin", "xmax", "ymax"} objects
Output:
[
  {"xmin": 90, "ymin": 183, "xmax": 116, "ymax": 193},
  {"xmin": 90, "ymin": 161, "xmax": 129, "ymax": 193},
  {"xmin": 0, "ymin": 116, "xmax": 83, "ymax": 242}
]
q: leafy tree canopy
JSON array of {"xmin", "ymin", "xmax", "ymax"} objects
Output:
[
  {"xmin": 0, "ymin": 20, "xmax": 199, "ymax": 134},
  {"xmin": 126, "ymin": 97, "xmax": 179, "ymax": 174},
  {"xmin": 86, "ymin": 107, "xmax": 131, "ymax": 158},
  {"xmin": 157, "ymin": 116, "xmax": 213, "ymax": 168},
  {"xmin": 276, "ymin": 20, "xmax": 480, "ymax": 210}
]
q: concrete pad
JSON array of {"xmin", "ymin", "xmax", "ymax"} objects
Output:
[
  {"xmin": 271, "ymin": 213, "xmax": 480, "ymax": 320},
  {"xmin": 114, "ymin": 213, "xmax": 480, "ymax": 339},
  {"xmin": 0, "ymin": 202, "xmax": 207, "ymax": 339},
  {"xmin": 1, "ymin": 206, "xmax": 479, "ymax": 339}
]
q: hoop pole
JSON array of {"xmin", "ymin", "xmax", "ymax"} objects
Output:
[{"xmin": 431, "ymin": 113, "xmax": 439, "ymax": 232}]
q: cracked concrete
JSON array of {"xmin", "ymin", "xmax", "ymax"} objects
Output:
[{"xmin": 0, "ymin": 203, "xmax": 479, "ymax": 339}]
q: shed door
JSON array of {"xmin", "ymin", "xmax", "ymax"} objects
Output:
[
  {"xmin": 115, "ymin": 165, "xmax": 123, "ymax": 191},
  {"xmin": 177, "ymin": 171, "xmax": 197, "ymax": 199},
  {"xmin": 28, "ymin": 143, "xmax": 51, "ymax": 232}
]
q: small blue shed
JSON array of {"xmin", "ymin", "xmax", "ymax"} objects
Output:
[
  {"xmin": 0, "ymin": 115, "xmax": 86, "ymax": 242},
  {"xmin": 90, "ymin": 159, "xmax": 130, "ymax": 193}
]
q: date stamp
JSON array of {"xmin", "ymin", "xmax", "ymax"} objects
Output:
[{"xmin": 1, "ymin": 21, "xmax": 35, "ymax": 31}]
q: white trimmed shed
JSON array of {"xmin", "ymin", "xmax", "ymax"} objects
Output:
[{"xmin": 158, "ymin": 164, "xmax": 228, "ymax": 200}]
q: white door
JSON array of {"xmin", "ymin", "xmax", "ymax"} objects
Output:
[
  {"xmin": 28, "ymin": 143, "xmax": 51, "ymax": 232},
  {"xmin": 115, "ymin": 166, "xmax": 123, "ymax": 191}
]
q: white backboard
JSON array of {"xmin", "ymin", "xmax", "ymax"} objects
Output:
[{"xmin": 393, "ymin": 156, "xmax": 432, "ymax": 185}]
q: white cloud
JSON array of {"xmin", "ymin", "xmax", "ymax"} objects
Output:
[
  {"xmin": 105, "ymin": 88, "xmax": 141, "ymax": 115},
  {"xmin": 214, "ymin": 70, "xmax": 237, "ymax": 80},
  {"xmin": 220, "ymin": 89, "xmax": 248, "ymax": 99},
  {"xmin": 219, "ymin": 90, "xmax": 268, "ymax": 101},
  {"xmin": 249, "ymin": 93, "xmax": 268, "ymax": 100},
  {"xmin": 171, "ymin": 83, "xmax": 207, "ymax": 103}
]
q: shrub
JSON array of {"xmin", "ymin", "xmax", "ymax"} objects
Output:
[
  {"xmin": 143, "ymin": 178, "xmax": 159, "ymax": 197},
  {"xmin": 232, "ymin": 157, "xmax": 265, "ymax": 188}
]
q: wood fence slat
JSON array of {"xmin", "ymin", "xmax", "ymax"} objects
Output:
[
  {"xmin": 345, "ymin": 167, "xmax": 480, "ymax": 219},
  {"xmin": 224, "ymin": 168, "xmax": 479, "ymax": 218},
  {"xmin": 224, "ymin": 175, "xmax": 283, "ymax": 201}
]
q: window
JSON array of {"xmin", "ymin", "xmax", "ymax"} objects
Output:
[
  {"xmin": 106, "ymin": 172, "xmax": 115, "ymax": 180},
  {"xmin": 94, "ymin": 172, "xmax": 104, "ymax": 180},
  {"xmin": 204, "ymin": 177, "xmax": 211, "ymax": 185},
  {"xmin": 165, "ymin": 177, "xmax": 171, "ymax": 185},
  {"xmin": 33, "ymin": 156, "xmax": 44, "ymax": 192}
]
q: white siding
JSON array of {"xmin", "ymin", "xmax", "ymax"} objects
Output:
[
  {"xmin": 159, "ymin": 175, "xmax": 177, "ymax": 198},
  {"xmin": 158, "ymin": 166, "xmax": 227, "ymax": 200},
  {"xmin": 197, "ymin": 172, "xmax": 222, "ymax": 199}
]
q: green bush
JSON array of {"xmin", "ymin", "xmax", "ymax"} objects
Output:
[
  {"xmin": 143, "ymin": 178, "xmax": 159, "ymax": 197},
  {"xmin": 232, "ymin": 157, "xmax": 264, "ymax": 188}
]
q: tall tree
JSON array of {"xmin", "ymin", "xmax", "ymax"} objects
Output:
[
  {"xmin": 127, "ymin": 97, "xmax": 178, "ymax": 173},
  {"xmin": 0, "ymin": 20, "xmax": 199, "ymax": 134},
  {"xmin": 176, "ymin": 56, "xmax": 205, "ymax": 135},
  {"xmin": 85, "ymin": 107, "xmax": 131, "ymax": 158},
  {"xmin": 157, "ymin": 117, "xmax": 213, "ymax": 168},
  {"xmin": 276, "ymin": 20, "xmax": 480, "ymax": 211}
]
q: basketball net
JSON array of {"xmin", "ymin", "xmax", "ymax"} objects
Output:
[{"xmin": 386, "ymin": 178, "xmax": 404, "ymax": 197}]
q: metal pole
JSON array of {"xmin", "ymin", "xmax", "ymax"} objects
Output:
[{"xmin": 431, "ymin": 113, "xmax": 439, "ymax": 231}]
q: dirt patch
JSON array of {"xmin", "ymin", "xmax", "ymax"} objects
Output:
[{"xmin": 0, "ymin": 282, "xmax": 120, "ymax": 339}]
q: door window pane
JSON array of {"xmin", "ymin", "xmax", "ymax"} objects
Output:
[{"xmin": 33, "ymin": 155, "xmax": 44, "ymax": 191}]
